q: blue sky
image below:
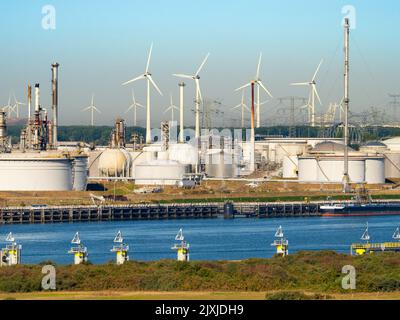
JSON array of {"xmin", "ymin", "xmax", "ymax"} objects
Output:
[{"xmin": 0, "ymin": 0, "xmax": 399, "ymax": 126}]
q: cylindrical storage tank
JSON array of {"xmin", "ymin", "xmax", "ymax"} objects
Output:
[
  {"xmin": 283, "ymin": 155, "xmax": 298, "ymax": 178},
  {"xmin": 72, "ymin": 155, "xmax": 88, "ymax": 191},
  {"xmin": 157, "ymin": 151, "xmax": 169, "ymax": 160},
  {"xmin": 205, "ymin": 150, "xmax": 237, "ymax": 179},
  {"xmin": 0, "ymin": 157, "xmax": 73, "ymax": 191},
  {"xmin": 348, "ymin": 159, "xmax": 365, "ymax": 183},
  {"xmin": 134, "ymin": 160, "xmax": 188, "ymax": 185},
  {"xmin": 168, "ymin": 143, "xmax": 198, "ymax": 165},
  {"xmin": 365, "ymin": 157, "xmax": 385, "ymax": 184},
  {"xmin": 98, "ymin": 149, "xmax": 128, "ymax": 177},
  {"xmin": 383, "ymin": 152, "xmax": 400, "ymax": 179},
  {"xmin": 298, "ymin": 157, "xmax": 318, "ymax": 182},
  {"xmin": 316, "ymin": 158, "xmax": 364, "ymax": 183}
]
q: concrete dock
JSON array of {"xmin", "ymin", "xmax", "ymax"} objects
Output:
[{"xmin": 0, "ymin": 201, "xmax": 322, "ymax": 224}]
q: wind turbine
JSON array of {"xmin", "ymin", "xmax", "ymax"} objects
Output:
[
  {"xmin": 232, "ymin": 90, "xmax": 250, "ymax": 128},
  {"xmin": 1, "ymin": 94, "xmax": 13, "ymax": 116},
  {"xmin": 173, "ymin": 53, "xmax": 210, "ymax": 138},
  {"xmin": 235, "ymin": 52, "xmax": 273, "ymax": 128},
  {"xmin": 164, "ymin": 93, "xmax": 179, "ymax": 123},
  {"xmin": 82, "ymin": 94, "xmax": 101, "ymax": 126},
  {"xmin": 12, "ymin": 93, "xmax": 26, "ymax": 118},
  {"xmin": 291, "ymin": 59, "xmax": 323, "ymax": 127},
  {"xmin": 125, "ymin": 89, "xmax": 144, "ymax": 126},
  {"xmin": 123, "ymin": 43, "xmax": 163, "ymax": 144}
]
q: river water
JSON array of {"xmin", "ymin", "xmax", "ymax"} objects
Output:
[{"xmin": 0, "ymin": 215, "xmax": 399, "ymax": 264}]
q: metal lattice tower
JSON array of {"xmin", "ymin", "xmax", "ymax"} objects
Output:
[{"xmin": 274, "ymin": 96, "xmax": 307, "ymax": 136}]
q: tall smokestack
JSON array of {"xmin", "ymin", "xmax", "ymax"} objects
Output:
[
  {"xmin": 34, "ymin": 84, "xmax": 40, "ymax": 112},
  {"xmin": 250, "ymin": 81, "xmax": 255, "ymax": 173},
  {"xmin": 51, "ymin": 63, "xmax": 59, "ymax": 147},
  {"xmin": 27, "ymin": 85, "xmax": 32, "ymax": 122}
]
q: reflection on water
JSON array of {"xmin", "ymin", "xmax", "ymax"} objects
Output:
[{"xmin": 0, "ymin": 215, "xmax": 399, "ymax": 264}]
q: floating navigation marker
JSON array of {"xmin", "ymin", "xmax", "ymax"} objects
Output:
[
  {"xmin": 111, "ymin": 230, "xmax": 129, "ymax": 265},
  {"xmin": 171, "ymin": 228, "xmax": 190, "ymax": 261},
  {"xmin": 393, "ymin": 227, "xmax": 400, "ymax": 241},
  {"xmin": 271, "ymin": 226, "xmax": 289, "ymax": 257},
  {"xmin": 361, "ymin": 223, "xmax": 370, "ymax": 243},
  {"xmin": 1, "ymin": 233, "xmax": 22, "ymax": 266},
  {"xmin": 68, "ymin": 232, "xmax": 88, "ymax": 265}
]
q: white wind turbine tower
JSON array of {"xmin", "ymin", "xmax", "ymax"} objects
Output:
[
  {"xmin": 12, "ymin": 93, "xmax": 26, "ymax": 118},
  {"xmin": 235, "ymin": 53, "xmax": 273, "ymax": 128},
  {"xmin": 165, "ymin": 93, "xmax": 179, "ymax": 123},
  {"xmin": 291, "ymin": 59, "xmax": 323, "ymax": 127},
  {"xmin": 123, "ymin": 43, "xmax": 163, "ymax": 144},
  {"xmin": 125, "ymin": 89, "xmax": 144, "ymax": 126},
  {"xmin": 82, "ymin": 94, "xmax": 101, "ymax": 126},
  {"xmin": 232, "ymin": 90, "xmax": 250, "ymax": 128},
  {"xmin": 173, "ymin": 53, "xmax": 210, "ymax": 139}
]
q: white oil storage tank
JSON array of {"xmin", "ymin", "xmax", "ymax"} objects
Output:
[
  {"xmin": 282, "ymin": 155, "xmax": 298, "ymax": 178},
  {"xmin": 72, "ymin": 155, "xmax": 88, "ymax": 191},
  {"xmin": 383, "ymin": 152, "xmax": 400, "ymax": 179},
  {"xmin": 168, "ymin": 143, "xmax": 198, "ymax": 165},
  {"xmin": 135, "ymin": 160, "xmax": 189, "ymax": 185},
  {"xmin": 0, "ymin": 153, "xmax": 73, "ymax": 191},
  {"xmin": 297, "ymin": 157, "xmax": 318, "ymax": 182},
  {"xmin": 205, "ymin": 150, "xmax": 237, "ymax": 179},
  {"xmin": 365, "ymin": 157, "xmax": 385, "ymax": 184}
]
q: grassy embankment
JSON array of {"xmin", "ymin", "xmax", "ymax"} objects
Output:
[{"xmin": 0, "ymin": 251, "xmax": 398, "ymax": 300}]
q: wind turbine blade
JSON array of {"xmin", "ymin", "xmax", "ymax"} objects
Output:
[
  {"xmin": 313, "ymin": 85, "xmax": 322, "ymax": 105},
  {"xmin": 232, "ymin": 104, "xmax": 241, "ymax": 110},
  {"xmin": 195, "ymin": 53, "xmax": 210, "ymax": 75},
  {"xmin": 256, "ymin": 52, "xmax": 262, "ymax": 79},
  {"xmin": 125, "ymin": 105, "xmax": 133, "ymax": 113},
  {"xmin": 136, "ymin": 102, "xmax": 145, "ymax": 108},
  {"xmin": 173, "ymin": 73, "xmax": 193, "ymax": 80},
  {"xmin": 291, "ymin": 82, "xmax": 309, "ymax": 86},
  {"xmin": 235, "ymin": 82, "xmax": 251, "ymax": 92},
  {"xmin": 94, "ymin": 107, "xmax": 101, "ymax": 114},
  {"xmin": 122, "ymin": 74, "xmax": 145, "ymax": 86},
  {"xmin": 312, "ymin": 59, "xmax": 323, "ymax": 81},
  {"xmin": 257, "ymin": 81, "xmax": 273, "ymax": 98},
  {"xmin": 147, "ymin": 75, "xmax": 163, "ymax": 96},
  {"xmin": 146, "ymin": 43, "xmax": 153, "ymax": 73},
  {"xmin": 82, "ymin": 106, "xmax": 91, "ymax": 112},
  {"xmin": 243, "ymin": 104, "xmax": 250, "ymax": 111}
]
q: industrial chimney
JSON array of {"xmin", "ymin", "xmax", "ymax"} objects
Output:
[
  {"xmin": 35, "ymin": 83, "xmax": 40, "ymax": 112},
  {"xmin": 51, "ymin": 63, "xmax": 59, "ymax": 147}
]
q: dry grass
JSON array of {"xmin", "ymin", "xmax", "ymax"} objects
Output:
[
  {"xmin": 1, "ymin": 290, "xmax": 399, "ymax": 300},
  {"xmin": 0, "ymin": 179, "xmax": 398, "ymax": 206}
]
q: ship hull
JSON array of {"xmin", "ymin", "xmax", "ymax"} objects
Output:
[{"xmin": 320, "ymin": 203, "xmax": 400, "ymax": 217}]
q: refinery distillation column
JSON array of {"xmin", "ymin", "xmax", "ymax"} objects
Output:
[
  {"xmin": 51, "ymin": 63, "xmax": 59, "ymax": 147},
  {"xmin": 342, "ymin": 18, "xmax": 350, "ymax": 192},
  {"xmin": 179, "ymin": 82, "xmax": 185, "ymax": 143}
]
